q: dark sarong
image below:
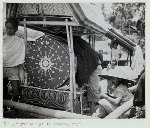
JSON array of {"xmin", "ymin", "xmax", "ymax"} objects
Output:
[{"xmin": 133, "ymin": 72, "xmax": 145, "ymax": 106}]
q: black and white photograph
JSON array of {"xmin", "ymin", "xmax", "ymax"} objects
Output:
[{"xmin": 2, "ymin": 1, "xmax": 146, "ymax": 122}]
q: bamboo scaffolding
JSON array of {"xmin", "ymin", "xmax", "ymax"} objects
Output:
[{"xmin": 3, "ymin": 100, "xmax": 96, "ymax": 119}]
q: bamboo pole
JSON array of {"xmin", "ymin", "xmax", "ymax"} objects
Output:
[
  {"xmin": 89, "ymin": 34, "xmax": 91, "ymax": 44},
  {"xmin": 7, "ymin": 4, "xmax": 12, "ymax": 18},
  {"xmin": 3, "ymin": 100, "xmax": 96, "ymax": 119},
  {"xmin": 105, "ymin": 98, "xmax": 133, "ymax": 119},
  {"xmin": 66, "ymin": 19, "xmax": 73, "ymax": 113},
  {"xmin": 23, "ymin": 18, "xmax": 27, "ymax": 53},
  {"xmin": 93, "ymin": 34, "xmax": 96, "ymax": 50},
  {"xmin": 127, "ymin": 51, "xmax": 129, "ymax": 66},
  {"xmin": 69, "ymin": 26, "xmax": 76, "ymax": 100},
  {"xmin": 130, "ymin": 52, "xmax": 132, "ymax": 67},
  {"xmin": 20, "ymin": 21, "xmax": 78, "ymax": 26},
  {"xmin": 91, "ymin": 34, "xmax": 94, "ymax": 49},
  {"xmin": 129, "ymin": 21, "xmax": 130, "ymax": 35},
  {"xmin": 80, "ymin": 88, "xmax": 83, "ymax": 115}
]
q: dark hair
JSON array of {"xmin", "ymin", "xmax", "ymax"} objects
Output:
[
  {"xmin": 113, "ymin": 42, "xmax": 118, "ymax": 46},
  {"xmin": 97, "ymin": 51, "xmax": 103, "ymax": 63},
  {"xmin": 5, "ymin": 17, "xmax": 19, "ymax": 28}
]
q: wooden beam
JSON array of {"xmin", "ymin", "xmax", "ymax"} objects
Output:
[
  {"xmin": 20, "ymin": 21, "xmax": 79, "ymax": 26},
  {"xmin": 105, "ymin": 98, "xmax": 133, "ymax": 119},
  {"xmin": 3, "ymin": 100, "xmax": 96, "ymax": 119}
]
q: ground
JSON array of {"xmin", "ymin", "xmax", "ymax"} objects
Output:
[{"xmin": 3, "ymin": 109, "xmax": 54, "ymax": 119}]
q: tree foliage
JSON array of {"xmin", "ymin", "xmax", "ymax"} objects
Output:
[{"xmin": 102, "ymin": 3, "xmax": 145, "ymax": 35}]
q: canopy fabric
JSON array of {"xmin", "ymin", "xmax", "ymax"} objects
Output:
[
  {"xmin": 3, "ymin": 26, "xmax": 44, "ymax": 41},
  {"xmin": 78, "ymin": 3, "xmax": 109, "ymax": 31},
  {"xmin": 68, "ymin": 3, "xmax": 108, "ymax": 34},
  {"xmin": 100, "ymin": 66, "xmax": 138, "ymax": 82}
]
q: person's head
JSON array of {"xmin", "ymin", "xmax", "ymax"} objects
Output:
[
  {"xmin": 111, "ymin": 78, "xmax": 127, "ymax": 87},
  {"xmin": 99, "ymin": 50, "xmax": 103, "ymax": 54},
  {"xmin": 111, "ymin": 58, "xmax": 117, "ymax": 69},
  {"xmin": 107, "ymin": 77, "xmax": 120, "ymax": 88},
  {"xmin": 122, "ymin": 30, "xmax": 126, "ymax": 36},
  {"xmin": 5, "ymin": 17, "xmax": 19, "ymax": 36},
  {"xmin": 138, "ymin": 38, "xmax": 145, "ymax": 48},
  {"xmin": 113, "ymin": 42, "xmax": 118, "ymax": 49}
]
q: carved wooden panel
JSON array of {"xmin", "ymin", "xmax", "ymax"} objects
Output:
[
  {"xmin": 20, "ymin": 86, "xmax": 70, "ymax": 110},
  {"xmin": 17, "ymin": 3, "xmax": 72, "ymax": 16},
  {"xmin": 20, "ymin": 86, "xmax": 88, "ymax": 113}
]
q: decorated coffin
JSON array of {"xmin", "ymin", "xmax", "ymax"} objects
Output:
[
  {"xmin": 21, "ymin": 34, "xmax": 88, "ymax": 112},
  {"xmin": 21, "ymin": 35, "xmax": 71, "ymax": 110}
]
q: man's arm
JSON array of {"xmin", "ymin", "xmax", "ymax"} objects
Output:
[
  {"xmin": 18, "ymin": 64, "xmax": 25, "ymax": 85},
  {"xmin": 100, "ymin": 93, "xmax": 122, "ymax": 106}
]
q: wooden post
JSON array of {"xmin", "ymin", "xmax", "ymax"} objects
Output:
[
  {"xmin": 127, "ymin": 51, "xmax": 129, "ymax": 66},
  {"xmin": 66, "ymin": 19, "xmax": 73, "ymax": 113},
  {"xmin": 93, "ymin": 34, "xmax": 96, "ymax": 50},
  {"xmin": 89, "ymin": 34, "xmax": 91, "ymax": 45},
  {"xmin": 129, "ymin": 21, "xmax": 130, "ymax": 35},
  {"xmin": 91, "ymin": 34, "xmax": 94, "ymax": 49},
  {"xmin": 130, "ymin": 52, "xmax": 132, "ymax": 67},
  {"xmin": 43, "ymin": 16, "xmax": 46, "ymax": 27},
  {"xmin": 3, "ymin": 100, "xmax": 96, "ymax": 119},
  {"xmin": 23, "ymin": 18, "xmax": 28, "ymax": 85},
  {"xmin": 7, "ymin": 3, "xmax": 12, "ymax": 18},
  {"xmin": 80, "ymin": 88, "xmax": 83, "ymax": 115}
]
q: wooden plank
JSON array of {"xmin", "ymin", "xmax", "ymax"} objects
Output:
[{"xmin": 4, "ymin": 100, "xmax": 96, "ymax": 119}]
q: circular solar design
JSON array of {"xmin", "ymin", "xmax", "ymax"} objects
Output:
[{"xmin": 25, "ymin": 35, "xmax": 70, "ymax": 89}]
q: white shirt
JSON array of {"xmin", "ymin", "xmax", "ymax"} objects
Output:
[
  {"xmin": 111, "ymin": 48, "xmax": 121, "ymax": 60},
  {"xmin": 3, "ymin": 35, "xmax": 25, "ymax": 67}
]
